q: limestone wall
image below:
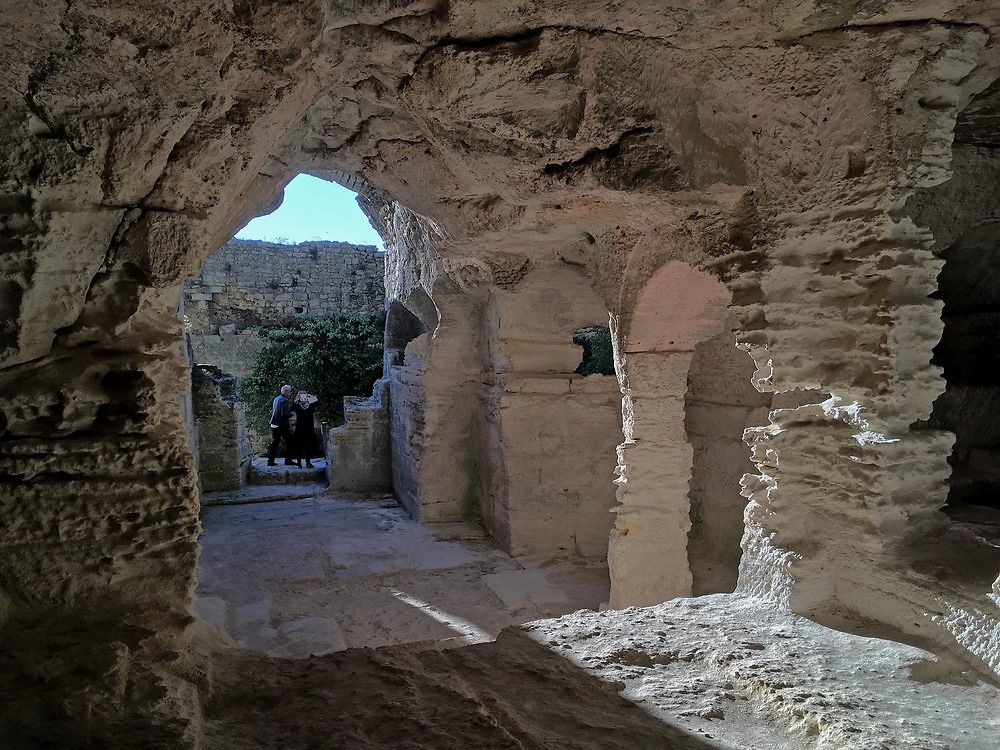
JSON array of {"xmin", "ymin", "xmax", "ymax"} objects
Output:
[
  {"xmin": 374, "ymin": 202, "xmax": 491, "ymax": 523},
  {"xmin": 483, "ymin": 264, "xmax": 621, "ymax": 560},
  {"xmin": 369, "ymin": 198, "xmax": 622, "ymax": 558},
  {"xmin": 191, "ymin": 366, "xmax": 253, "ymax": 492},
  {"xmin": 184, "ymin": 239, "xmax": 385, "ymax": 378}
]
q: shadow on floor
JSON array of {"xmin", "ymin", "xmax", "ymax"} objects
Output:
[
  {"xmin": 202, "ymin": 629, "xmax": 726, "ymax": 750},
  {"xmin": 196, "ymin": 496, "xmax": 609, "ymax": 655}
]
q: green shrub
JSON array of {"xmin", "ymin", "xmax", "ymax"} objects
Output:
[
  {"xmin": 239, "ymin": 312, "xmax": 385, "ymax": 434},
  {"xmin": 573, "ymin": 325, "xmax": 615, "ymax": 376}
]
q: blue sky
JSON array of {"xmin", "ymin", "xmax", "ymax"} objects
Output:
[{"xmin": 235, "ymin": 174, "xmax": 384, "ymax": 248}]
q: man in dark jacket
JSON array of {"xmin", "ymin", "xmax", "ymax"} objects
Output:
[{"xmin": 266, "ymin": 384, "xmax": 295, "ymax": 466}]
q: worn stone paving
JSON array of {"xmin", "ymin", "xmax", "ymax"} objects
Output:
[{"xmin": 196, "ymin": 494, "xmax": 610, "ymax": 657}]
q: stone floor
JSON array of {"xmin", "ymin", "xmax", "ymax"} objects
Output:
[
  {"xmin": 195, "ymin": 491, "xmax": 1000, "ymax": 749},
  {"xmin": 196, "ymin": 494, "xmax": 610, "ymax": 657},
  {"xmin": 202, "ymin": 594, "xmax": 1000, "ymax": 750}
]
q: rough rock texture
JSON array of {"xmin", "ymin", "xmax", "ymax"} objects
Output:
[
  {"xmin": 3, "ymin": 1, "xmax": 1000, "ymax": 746},
  {"xmin": 199, "ymin": 595, "xmax": 1000, "ymax": 750},
  {"xmin": 522, "ymin": 596, "xmax": 1000, "ymax": 750},
  {"xmin": 191, "ymin": 365, "xmax": 252, "ymax": 492}
]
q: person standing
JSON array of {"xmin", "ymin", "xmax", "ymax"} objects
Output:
[
  {"xmin": 290, "ymin": 392, "xmax": 321, "ymax": 468},
  {"xmin": 267, "ymin": 384, "xmax": 295, "ymax": 466}
]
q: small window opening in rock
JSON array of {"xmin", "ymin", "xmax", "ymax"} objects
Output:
[
  {"xmin": 573, "ymin": 325, "xmax": 615, "ymax": 376},
  {"xmin": 385, "ymin": 299, "xmax": 427, "ymax": 366}
]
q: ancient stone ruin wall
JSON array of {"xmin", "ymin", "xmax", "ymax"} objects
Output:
[
  {"xmin": 184, "ymin": 239, "xmax": 385, "ymax": 378},
  {"xmin": 366, "ymin": 195, "xmax": 622, "ymax": 559},
  {"xmin": 326, "ymin": 379, "xmax": 392, "ymax": 495},
  {"xmin": 191, "ymin": 366, "xmax": 253, "ymax": 492}
]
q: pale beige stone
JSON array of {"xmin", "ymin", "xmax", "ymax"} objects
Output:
[{"xmin": 3, "ymin": 2, "xmax": 1000, "ymax": 747}]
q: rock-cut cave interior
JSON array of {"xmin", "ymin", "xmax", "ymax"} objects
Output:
[{"xmin": 3, "ymin": 3, "xmax": 1000, "ymax": 749}]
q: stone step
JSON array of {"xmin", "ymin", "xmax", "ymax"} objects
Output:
[
  {"xmin": 248, "ymin": 457, "xmax": 327, "ymax": 485},
  {"xmin": 201, "ymin": 483, "xmax": 328, "ymax": 507}
]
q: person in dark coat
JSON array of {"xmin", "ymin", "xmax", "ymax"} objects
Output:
[
  {"xmin": 267, "ymin": 384, "xmax": 295, "ymax": 466},
  {"xmin": 290, "ymin": 392, "xmax": 321, "ymax": 468}
]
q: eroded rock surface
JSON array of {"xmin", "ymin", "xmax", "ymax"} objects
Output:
[
  {"xmin": 200, "ymin": 596, "xmax": 1000, "ymax": 750},
  {"xmin": 3, "ymin": 1, "xmax": 1000, "ymax": 746}
]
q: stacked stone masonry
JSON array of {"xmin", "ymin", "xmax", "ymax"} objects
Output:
[
  {"xmin": 191, "ymin": 366, "xmax": 253, "ymax": 492},
  {"xmin": 184, "ymin": 238, "xmax": 385, "ymax": 378},
  {"xmin": 326, "ymin": 378, "xmax": 392, "ymax": 495}
]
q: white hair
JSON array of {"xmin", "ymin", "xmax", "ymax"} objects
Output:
[{"xmin": 280, "ymin": 384, "xmax": 292, "ymax": 394}]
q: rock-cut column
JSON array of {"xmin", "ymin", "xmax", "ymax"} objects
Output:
[{"xmin": 609, "ymin": 261, "xmax": 731, "ymax": 607}]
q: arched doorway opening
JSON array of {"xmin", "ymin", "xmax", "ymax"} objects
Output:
[
  {"xmin": 610, "ymin": 261, "xmax": 742, "ymax": 606},
  {"xmin": 190, "ymin": 175, "xmax": 622, "ymax": 659}
]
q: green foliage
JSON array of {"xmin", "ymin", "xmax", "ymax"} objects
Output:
[
  {"xmin": 239, "ymin": 313, "xmax": 385, "ymax": 431},
  {"xmin": 573, "ymin": 325, "xmax": 616, "ymax": 376}
]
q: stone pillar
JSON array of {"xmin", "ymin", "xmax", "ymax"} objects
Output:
[
  {"xmin": 327, "ymin": 378, "xmax": 392, "ymax": 495},
  {"xmin": 191, "ymin": 365, "xmax": 253, "ymax": 492},
  {"xmin": 731, "ymin": 25, "xmax": 1000, "ymax": 677},
  {"xmin": 609, "ymin": 261, "xmax": 731, "ymax": 607}
]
